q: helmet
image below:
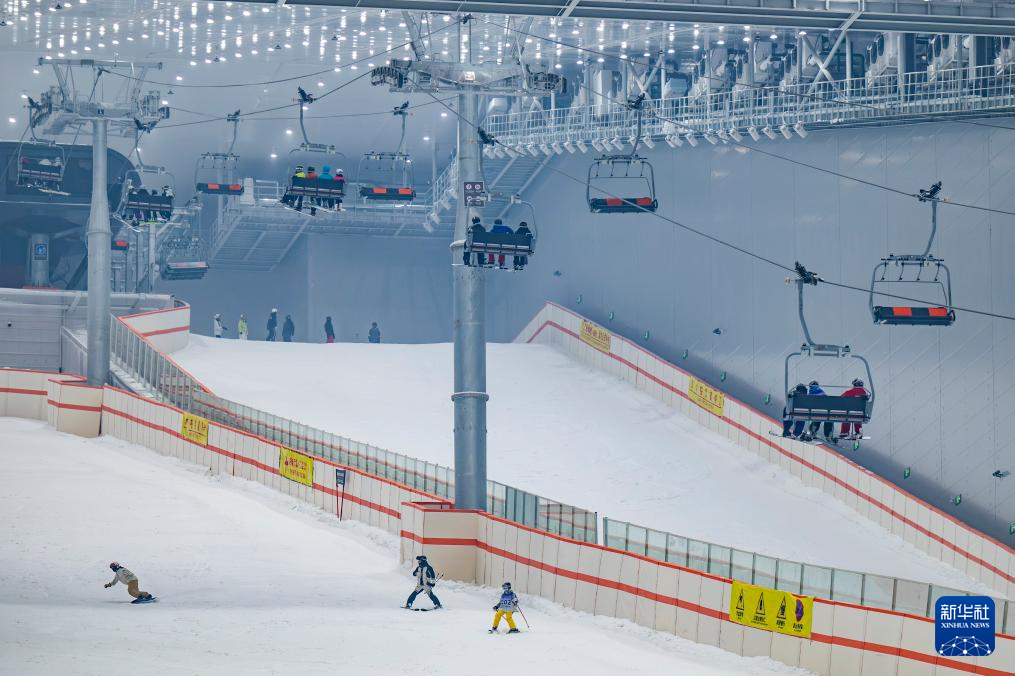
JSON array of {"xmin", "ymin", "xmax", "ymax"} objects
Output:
[
  {"xmin": 272, "ymin": 308, "xmax": 278, "ymax": 313},
  {"xmin": 794, "ymin": 383, "xmax": 807, "ymax": 394},
  {"xmin": 809, "ymin": 380, "xmax": 819, "ymax": 387},
  {"xmin": 852, "ymin": 378, "xmax": 864, "ymax": 387},
  {"xmin": 416, "ymin": 555, "xmax": 427, "ymax": 562},
  {"xmin": 109, "ymin": 562, "xmax": 121, "ymax": 571},
  {"xmin": 502, "ymin": 582, "xmax": 512, "ymax": 590}
]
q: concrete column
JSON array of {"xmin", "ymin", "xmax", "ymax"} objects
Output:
[
  {"xmin": 451, "ymin": 91, "xmax": 487, "ymax": 511},
  {"xmin": 86, "ymin": 118, "xmax": 111, "ymax": 386},
  {"xmin": 27, "ymin": 233, "xmax": 50, "ymax": 287}
]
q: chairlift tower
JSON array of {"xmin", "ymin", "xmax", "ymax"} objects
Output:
[
  {"xmin": 32, "ymin": 58, "xmax": 169, "ymax": 386},
  {"xmin": 371, "ymin": 13, "xmax": 565, "ymax": 510}
]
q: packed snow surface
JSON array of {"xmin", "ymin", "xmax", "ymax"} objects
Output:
[
  {"xmin": 0, "ymin": 418, "xmax": 808, "ymax": 676},
  {"xmin": 174, "ymin": 337, "xmax": 997, "ymax": 595}
]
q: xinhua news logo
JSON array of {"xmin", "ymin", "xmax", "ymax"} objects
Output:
[{"xmin": 935, "ymin": 596, "xmax": 994, "ymax": 658}]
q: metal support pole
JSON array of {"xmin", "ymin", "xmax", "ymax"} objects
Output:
[
  {"xmin": 86, "ymin": 118, "xmax": 111, "ymax": 385},
  {"xmin": 451, "ymin": 91, "xmax": 488, "ymax": 510}
]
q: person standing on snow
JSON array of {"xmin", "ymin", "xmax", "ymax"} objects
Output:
[
  {"xmin": 213, "ymin": 313, "xmax": 226, "ymax": 338},
  {"xmin": 805, "ymin": 380, "xmax": 834, "ymax": 441},
  {"xmin": 368, "ymin": 322, "xmax": 380, "ymax": 344},
  {"xmin": 490, "ymin": 582, "xmax": 521, "ymax": 634},
  {"xmin": 104, "ymin": 562, "xmax": 154, "ymax": 602},
  {"xmin": 282, "ymin": 314, "xmax": 295, "ymax": 342},
  {"xmin": 324, "ymin": 316, "xmax": 335, "ymax": 344},
  {"xmin": 237, "ymin": 314, "xmax": 249, "ymax": 341},
  {"xmin": 404, "ymin": 555, "xmax": 442, "ymax": 610},
  {"xmin": 266, "ymin": 309, "xmax": 278, "ymax": 342},
  {"xmin": 839, "ymin": 378, "xmax": 869, "ymax": 439}
]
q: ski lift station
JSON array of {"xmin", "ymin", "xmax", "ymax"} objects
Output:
[{"xmin": 2, "ymin": 1, "xmax": 1015, "ymax": 674}]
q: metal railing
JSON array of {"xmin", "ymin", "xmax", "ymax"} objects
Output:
[
  {"xmin": 108, "ymin": 313, "xmax": 597, "ymax": 543},
  {"xmin": 604, "ymin": 518, "xmax": 1012, "ymax": 628},
  {"xmin": 485, "ymin": 66, "xmax": 1015, "ymax": 148}
]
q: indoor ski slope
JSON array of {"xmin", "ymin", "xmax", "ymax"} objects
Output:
[
  {"xmin": 173, "ymin": 337, "xmax": 999, "ymax": 595},
  {"xmin": 0, "ymin": 418, "xmax": 805, "ymax": 676}
]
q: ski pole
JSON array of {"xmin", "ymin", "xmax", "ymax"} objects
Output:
[{"xmin": 516, "ymin": 605, "xmax": 531, "ymax": 629}]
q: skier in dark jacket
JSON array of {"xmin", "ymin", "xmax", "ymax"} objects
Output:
[
  {"xmin": 513, "ymin": 221, "xmax": 532, "ymax": 270},
  {"xmin": 839, "ymin": 378, "xmax": 869, "ymax": 439},
  {"xmin": 465, "ymin": 217, "xmax": 484, "ymax": 266},
  {"xmin": 490, "ymin": 219, "xmax": 513, "ymax": 268},
  {"xmin": 368, "ymin": 322, "xmax": 380, "ymax": 344},
  {"xmin": 781, "ymin": 383, "xmax": 808, "ymax": 438},
  {"xmin": 806, "ymin": 380, "xmax": 834, "ymax": 441},
  {"xmin": 405, "ymin": 555, "xmax": 442, "ymax": 609},
  {"xmin": 282, "ymin": 315, "xmax": 295, "ymax": 342},
  {"xmin": 324, "ymin": 316, "xmax": 335, "ymax": 343},
  {"xmin": 266, "ymin": 309, "xmax": 278, "ymax": 341}
]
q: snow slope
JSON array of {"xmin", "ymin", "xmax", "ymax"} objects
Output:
[
  {"xmin": 0, "ymin": 418, "xmax": 807, "ymax": 676},
  {"xmin": 173, "ymin": 337, "xmax": 997, "ymax": 595}
]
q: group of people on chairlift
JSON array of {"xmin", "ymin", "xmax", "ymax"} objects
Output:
[
  {"xmin": 781, "ymin": 378, "xmax": 869, "ymax": 443},
  {"xmin": 124, "ymin": 178, "xmax": 174, "ymax": 223},
  {"xmin": 464, "ymin": 216, "xmax": 532, "ymax": 271},
  {"xmin": 282, "ymin": 164, "xmax": 345, "ymax": 214},
  {"xmin": 20, "ymin": 153, "xmax": 64, "ymax": 190}
]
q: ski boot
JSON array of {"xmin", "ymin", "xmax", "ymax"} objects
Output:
[{"xmin": 507, "ymin": 628, "xmax": 520, "ymax": 634}]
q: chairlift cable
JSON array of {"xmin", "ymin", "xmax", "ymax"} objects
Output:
[{"xmin": 423, "ymin": 89, "xmax": 1015, "ymax": 323}]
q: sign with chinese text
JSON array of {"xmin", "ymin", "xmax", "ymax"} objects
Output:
[
  {"xmin": 463, "ymin": 181, "xmax": 485, "ymax": 207},
  {"xmin": 688, "ymin": 377, "xmax": 725, "ymax": 417},
  {"xmin": 279, "ymin": 446, "xmax": 314, "ymax": 487},
  {"xmin": 729, "ymin": 581, "xmax": 813, "ymax": 638},
  {"xmin": 579, "ymin": 319, "xmax": 611, "ymax": 354},
  {"xmin": 935, "ymin": 596, "xmax": 995, "ymax": 657},
  {"xmin": 180, "ymin": 413, "xmax": 209, "ymax": 446}
]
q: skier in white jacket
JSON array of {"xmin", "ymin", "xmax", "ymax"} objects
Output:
[
  {"xmin": 104, "ymin": 562, "xmax": 153, "ymax": 601},
  {"xmin": 213, "ymin": 313, "xmax": 227, "ymax": 338}
]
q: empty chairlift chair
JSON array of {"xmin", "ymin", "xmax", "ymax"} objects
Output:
[
  {"xmin": 194, "ymin": 111, "xmax": 244, "ymax": 196},
  {"xmin": 586, "ymin": 94, "xmax": 658, "ymax": 214},
  {"xmin": 160, "ymin": 235, "xmax": 209, "ymax": 281},
  {"xmin": 357, "ymin": 102, "xmax": 416, "ymax": 203},
  {"xmin": 869, "ymin": 182, "xmax": 955, "ymax": 327}
]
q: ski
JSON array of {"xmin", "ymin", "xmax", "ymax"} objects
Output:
[{"xmin": 131, "ymin": 596, "xmax": 159, "ymax": 604}]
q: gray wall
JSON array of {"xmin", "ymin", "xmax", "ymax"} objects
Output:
[
  {"xmin": 485, "ymin": 119, "xmax": 1015, "ymax": 543},
  {"xmin": 305, "ymin": 233, "xmax": 452, "ymax": 344}
]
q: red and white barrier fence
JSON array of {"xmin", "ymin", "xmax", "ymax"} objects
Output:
[
  {"xmin": 119, "ymin": 301, "xmax": 192, "ymax": 354},
  {"xmin": 515, "ymin": 302, "xmax": 1015, "ymax": 601},
  {"xmin": 1, "ymin": 368, "xmax": 103, "ymax": 437},
  {"xmin": 401, "ymin": 502, "xmax": 1014, "ymax": 676}
]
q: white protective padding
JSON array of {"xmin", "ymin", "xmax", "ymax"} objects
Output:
[
  {"xmin": 45, "ymin": 376, "xmax": 102, "ymax": 437},
  {"xmin": 118, "ymin": 304, "xmax": 191, "ymax": 354},
  {"xmin": 514, "ymin": 302, "xmax": 1015, "ymax": 601}
]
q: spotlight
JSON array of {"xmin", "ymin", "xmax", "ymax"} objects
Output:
[
  {"xmin": 641, "ymin": 135, "xmax": 655, "ymax": 149},
  {"xmin": 527, "ymin": 143, "xmax": 540, "ymax": 157},
  {"xmin": 591, "ymin": 139, "xmax": 605, "ymax": 152},
  {"xmin": 551, "ymin": 142, "xmax": 564, "ymax": 154},
  {"xmin": 610, "ymin": 136, "xmax": 624, "ymax": 150},
  {"xmin": 747, "ymin": 126, "xmax": 761, "ymax": 141},
  {"xmin": 576, "ymin": 140, "xmax": 588, "ymax": 153},
  {"xmin": 762, "ymin": 126, "xmax": 777, "ymax": 140},
  {"xmin": 664, "ymin": 134, "xmax": 682, "ymax": 148},
  {"xmin": 704, "ymin": 132, "xmax": 718, "ymax": 145},
  {"xmin": 793, "ymin": 121, "xmax": 808, "ymax": 138},
  {"xmin": 729, "ymin": 128, "xmax": 743, "ymax": 142},
  {"xmin": 779, "ymin": 124, "xmax": 793, "ymax": 139},
  {"xmin": 684, "ymin": 132, "xmax": 698, "ymax": 147},
  {"xmin": 717, "ymin": 129, "xmax": 729, "ymax": 141},
  {"xmin": 563, "ymin": 141, "xmax": 576, "ymax": 153}
]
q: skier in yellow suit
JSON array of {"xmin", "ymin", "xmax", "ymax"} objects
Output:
[{"xmin": 489, "ymin": 582, "xmax": 521, "ymax": 634}]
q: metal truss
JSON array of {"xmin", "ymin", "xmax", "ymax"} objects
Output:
[{"xmin": 483, "ymin": 65, "xmax": 1015, "ymax": 149}]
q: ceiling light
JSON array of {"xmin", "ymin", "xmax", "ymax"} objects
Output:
[
  {"xmin": 747, "ymin": 126, "xmax": 761, "ymax": 141},
  {"xmin": 717, "ymin": 130, "xmax": 729, "ymax": 141},
  {"xmin": 576, "ymin": 140, "xmax": 588, "ymax": 153},
  {"xmin": 591, "ymin": 139, "xmax": 604, "ymax": 152},
  {"xmin": 8, "ymin": 117, "xmax": 16, "ymax": 124},
  {"xmin": 527, "ymin": 144, "xmax": 540, "ymax": 157},
  {"xmin": 285, "ymin": 129, "xmax": 293, "ymax": 135},
  {"xmin": 770, "ymin": 33, "xmax": 778, "ymax": 40},
  {"xmin": 779, "ymin": 124, "xmax": 793, "ymax": 139},
  {"xmin": 539, "ymin": 143, "xmax": 552, "ymax": 156},
  {"xmin": 743, "ymin": 36, "xmax": 751, "ymax": 43},
  {"xmin": 729, "ymin": 129, "xmax": 743, "ymax": 142},
  {"xmin": 551, "ymin": 142, "xmax": 563, "ymax": 154},
  {"xmin": 762, "ymin": 126, "xmax": 777, "ymax": 140},
  {"xmin": 716, "ymin": 39, "xmax": 725, "ymax": 46},
  {"xmin": 794, "ymin": 121, "xmax": 808, "ymax": 138},
  {"xmin": 563, "ymin": 141, "xmax": 576, "ymax": 153},
  {"xmin": 641, "ymin": 135, "xmax": 655, "ymax": 149},
  {"xmin": 270, "ymin": 152, "xmax": 277, "ymax": 159},
  {"xmin": 664, "ymin": 134, "xmax": 683, "ymax": 148},
  {"xmin": 684, "ymin": 133, "xmax": 698, "ymax": 147},
  {"xmin": 704, "ymin": 132, "xmax": 718, "ymax": 145},
  {"xmin": 798, "ymin": 30, "xmax": 807, "ymax": 36},
  {"xmin": 692, "ymin": 44, "xmax": 700, "ymax": 51},
  {"xmin": 175, "ymin": 75, "xmax": 183, "ymax": 81}
]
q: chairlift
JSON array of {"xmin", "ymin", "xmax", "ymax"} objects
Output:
[
  {"xmin": 279, "ymin": 87, "xmax": 345, "ymax": 215},
  {"xmin": 161, "ymin": 234, "xmax": 209, "ymax": 280},
  {"xmin": 357, "ymin": 102, "xmax": 416, "ymax": 202},
  {"xmin": 869, "ymin": 182, "xmax": 955, "ymax": 327},
  {"xmin": 464, "ymin": 196, "xmax": 536, "ymax": 271},
  {"xmin": 195, "ymin": 110, "xmax": 243, "ymax": 196},
  {"xmin": 119, "ymin": 164, "xmax": 175, "ymax": 225},
  {"xmin": 784, "ymin": 263, "xmax": 875, "ymax": 429},
  {"xmin": 16, "ymin": 139, "xmax": 70, "ymax": 196},
  {"xmin": 587, "ymin": 94, "xmax": 658, "ymax": 214}
]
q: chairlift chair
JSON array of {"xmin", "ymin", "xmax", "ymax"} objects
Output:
[
  {"xmin": 161, "ymin": 234, "xmax": 209, "ymax": 280},
  {"xmin": 16, "ymin": 139, "xmax": 69, "ymax": 196},
  {"xmin": 586, "ymin": 94, "xmax": 658, "ymax": 214},
  {"xmin": 783, "ymin": 263, "xmax": 875, "ymax": 428},
  {"xmin": 357, "ymin": 102, "xmax": 417, "ymax": 202},
  {"xmin": 465, "ymin": 196, "xmax": 537, "ymax": 270},
  {"xmin": 119, "ymin": 163, "xmax": 175, "ymax": 225},
  {"xmin": 195, "ymin": 110, "xmax": 243, "ymax": 196},
  {"xmin": 279, "ymin": 88, "xmax": 345, "ymax": 215},
  {"xmin": 869, "ymin": 182, "xmax": 956, "ymax": 327}
]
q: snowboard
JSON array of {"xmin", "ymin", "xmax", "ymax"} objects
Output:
[
  {"xmin": 402, "ymin": 606, "xmax": 440, "ymax": 612},
  {"xmin": 768, "ymin": 431, "xmax": 869, "ymax": 446},
  {"xmin": 131, "ymin": 596, "xmax": 159, "ymax": 604}
]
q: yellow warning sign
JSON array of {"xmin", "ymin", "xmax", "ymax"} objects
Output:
[
  {"xmin": 688, "ymin": 377, "xmax": 725, "ymax": 417},
  {"xmin": 729, "ymin": 581, "xmax": 813, "ymax": 638},
  {"xmin": 579, "ymin": 320, "xmax": 612, "ymax": 354},
  {"xmin": 180, "ymin": 412, "xmax": 209, "ymax": 446},
  {"xmin": 279, "ymin": 446, "xmax": 315, "ymax": 487}
]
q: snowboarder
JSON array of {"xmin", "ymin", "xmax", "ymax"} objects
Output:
[
  {"xmin": 805, "ymin": 380, "xmax": 834, "ymax": 441},
  {"xmin": 405, "ymin": 555, "xmax": 442, "ymax": 610},
  {"xmin": 513, "ymin": 221, "xmax": 532, "ymax": 270},
  {"xmin": 465, "ymin": 217, "xmax": 484, "ymax": 266},
  {"xmin": 266, "ymin": 309, "xmax": 278, "ymax": 341},
  {"xmin": 839, "ymin": 378, "xmax": 869, "ymax": 439},
  {"xmin": 324, "ymin": 316, "xmax": 335, "ymax": 344},
  {"xmin": 104, "ymin": 562, "xmax": 154, "ymax": 603},
  {"xmin": 368, "ymin": 322, "xmax": 381, "ymax": 344},
  {"xmin": 237, "ymin": 314, "xmax": 249, "ymax": 341},
  {"xmin": 282, "ymin": 314, "xmax": 295, "ymax": 342},
  {"xmin": 490, "ymin": 582, "xmax": 521, "ymax": 634},
  {"xmin": 213, "ymin": 313, "xmax": 226, "ymax": 338},
  {"xmin": 781, "ymin": 383, "xmax": 807, "ymax": 438}
]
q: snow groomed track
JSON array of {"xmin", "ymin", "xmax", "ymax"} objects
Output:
[
  {"xmin": 0, "ymin": 418, "xmax": 805, "ymax": 676},
  {"xmin": 173, "ymin": 337, "xmax": 997, "ymax": 594}
]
